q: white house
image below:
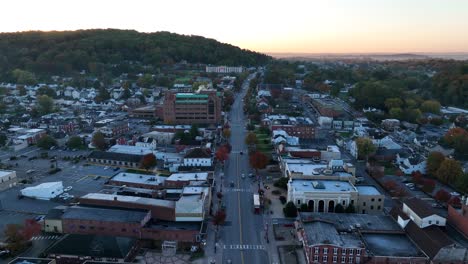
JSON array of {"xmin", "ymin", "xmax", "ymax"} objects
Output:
[
  {"xmin": 20, "ymin": 181, "xmax": 64, "ymax": 200},
  {"xmin": 396, "ymin": 154, "xmax": 427, "ymax": 174},
  {"xmin": 0, "ymin": 170, "xmax": 17, "ymax": 191},
  {"xmin": 402, "ymin": 197, "xmax": 446, "ymax": 228},
  {"xmin": 183, "ymin": 148, "xmax": 212, "ymax": 167}
]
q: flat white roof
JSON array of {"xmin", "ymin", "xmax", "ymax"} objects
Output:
[
  {"xmin": 167, "ymin": 172, "xmax": 208, "ymax": 182},
  {"xmin": 287, "ymin": 163, "xmax": 328, "ymax": 175},
  {"xmin": 182, "ymin": 186, "xmax": 209, "ymax": 195},
  {"xmin": 108, "ymin": 145, "xmax": 154, "ymax": 155},
  {"xmin": 111, "ymin": 172, "xmax": 165, "ymax": 186},
  {"xmin": 290, "ymin": 180, "xmax": 356, "ymax": 193},
  {"xmin": 356, "ymin": 186, "xmax": 382, "ymax": 196},
  {"xmin": 81, "ymin": 193, "xmax": 175, "ymax": 208}
]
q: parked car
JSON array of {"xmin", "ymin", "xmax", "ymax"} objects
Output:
[
  {"xmin": 93, "ymin": 175, "xmax": 101, "ymax": 180},
  {"xmin": 241, "ymin": 173, "xmax": 245, "ymax": 179},
  {"xmin": 230, "ymin": 181, "xmax": 235, "ymax": 187},
  {"xmin": 113, "ymin": 167, "xmax": 120, "ymax": 171},
  {"xmin": 64, "ymin": 186, "xmax": 73, "ymax": 192}
]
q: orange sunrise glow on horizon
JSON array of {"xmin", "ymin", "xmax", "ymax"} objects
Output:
[{"xmin": 2, "ymin": 0, "xmax": 468, "ymax": 54}]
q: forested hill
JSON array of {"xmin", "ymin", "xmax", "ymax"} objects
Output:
[{"xmin": 0, "ymin": 29, "xmax": 271, "ymax": 77}]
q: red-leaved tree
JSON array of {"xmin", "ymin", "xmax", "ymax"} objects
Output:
[
  {"xmin": 422, "ymin": 179, "xmax": 436, "ymax": 193},
  {"xmin": 249, "ymin": 151, "xmax": 268, "ymax": 172},
  {"xmin": 435, "ymin": 189, "xmax": 451, "ymax": 202},
  {"xmin": 140, "ymin": 153, "xmax": 157, "ymax": 170},
  {"xmin": 215, "ymin": 146, "xmax": 229, "ymax": 164}
]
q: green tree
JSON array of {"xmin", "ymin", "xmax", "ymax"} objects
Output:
[
  {"xmin": 122, "ymin": 87, "xmax": 131, "ymax": 99},
  {"xmin": 420, "ymin": 100, "xmax": 441, "ymax": 114},
  {"xmin": 95, "ymin": 87, "xmax": 110, "ymax": 102},
  {"xmin": 456, "ymin": 173, "xmax": 468, "ymax": 194},
  {"xmin": 36, "ymin": 135, "xmax": 57, "ymax": 149},
  {"xmin": 92, "ymin": 132, "xmax": 107, "ymax": 150},
  {"xmin": 17, "ymin": 85, "xmax": 27, "ymax": 96},
  {"xmin": 334, "ymin": 204, "xmax": 345, "ymax": 213},
  {"xmin": 12, "ymin": 69, "xmax": 36, "ymax": 85},
  {"xmin": 389, "ymin": 107, "xmax": 403, "ymax": 120},
  {"xmin": 436, "ymin": 159, "xmax": 463, "ymax": 184},
  {"xmin": 355, "ymin": 137, "xmax": 376, "ymax": 161},
  {"xmin": 67, "ymin": 136, "xmax": 83, "ymax": 149},
  {"xmin": 427, "ymin": 151, "xmax": 445, "ymax": 177},
  {"xmin": 189, "ymin": 124, "xmax": 199, "ymax": 139},
  {"xmin": 137, "ymin": 74, "xmax": 154, "ymax": 88},
  {"xmin": 345, "ymin": 204, "xmax": 356, "ymax": 213},
  {"xmin": 36, "ymin": 95, "xmax": 54, "ymax": 115},
  {"xmin": 0, "ymin": 133, "xmax": 7, "ymax": 146},
  {"xmin": 283, "ymin": 201, "xmax": 298, "ymax": 217},
  {"xmin": 384, "ymin": 98, "xmax": 403, "ymax": 110},
  {"xmin": 37, "ymin": 86, "xmax": 56, "ymax": 98}
]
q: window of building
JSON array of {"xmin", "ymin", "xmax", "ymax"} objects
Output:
[
  {"xmin": 356, "ymin": 257, "xmax": 360, "ymax": 263},
  {"xmin": 377, "ymin": 206, "xmax": 381, "ymax": 210},
  {"xmin": 333, "ymin": 256, "xmax": 337, "ymax": 263},
  {"xmin": 79, "ymin": 225, "xmax": 85, "ymax": 229},
  {"xmin": 324, "ymin": 248, "xmax": 328, "ymax": 254},
  {"xmin": 371, "ymin": 198, "xmax": 375, "ymax": 201},
  {"xmin": 349, "ymin": 256, "xmax": 354, "ymax": 263},
  {"xmin": 323, "ymin": 256, "xmax": 328, "ymax": 262},
  {"xmin": 351, "ymin": 200, "xmax": 354, "ymax": 205},
  {"xmin": 342, "ymin": 200, "xmax": 346, "ymax": 205},
  {"xmin": 349, "ymin": 249, "xmax": 354, "ymax": 255},
  {"xmin": 370, "ymin": 206, "xmax": 374, "ymax": 210},
  {"xmin": 378, "ymin": 198, "xmax": 381, "ymax": 202},
  {"xmin": 333, "ymin": 248, "xmax": 338, "ymax": 254},
  {"xmin": 363, "ymin": 202, "xmax": 366, "ymax": 206},
  {"xmin": 429, "ymin": 220, "xmax": 432, "ymax": 224},
  {"xmin": 436, "ymin": 220, "xmax": 439, "ymax": 224},
  {"xmin": 356, "ymin": 249, "xmax": 361, "ymax": 255},
  {"xmin": 341, "ymin": 256, "xmax": 346, "ymax": 263},
  {"xmin": 315, "ymin": 247, "xmax": 319, "ymax": 254},
  {"xmin": 314, "ymin": 255, "xmax": 318, "ymax": 262},
  {"xmin": 297, "ymin": 200, "xmax": 301, "ymax": 205}
]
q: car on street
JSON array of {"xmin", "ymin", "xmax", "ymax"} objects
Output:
[
  {"xmin": 239, "ymin": 151, "xmax": 243, "ymax": 155},
  {"xmin": 241, "ymin": 173, "xmax": 245, "ymax": 179},
  {"xmin": 249, "ymin": 173, "xmax": 254, "ymax": 178},
  {"xmin": 26, "ymin": 169, "xmax": 36, "ymax": 174},
  {"xmin": 405, "ymin": 183, "xmax": 415, "ymax": 188},
  {"xmin": 93, "ymin": 175, "xmax": 101, "ymax": 180},
  {"xmin": 104, "ymin": 166, "xmax": 109, "ymax": 170},
  {"xmin": 230, "ymin": 181, "xmax": 234, "ymax": 187},
  {"xmin": 64, "ymin": 186, "xmax": 73, "ymax": 192},
  {"xmin": 432, "ymin": 203, "xmax": 443, "ymax": 208}
]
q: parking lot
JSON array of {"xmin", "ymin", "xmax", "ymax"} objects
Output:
[{"xmin": 0, "ymin": 149, "xmax": 122, "ymax": 240}]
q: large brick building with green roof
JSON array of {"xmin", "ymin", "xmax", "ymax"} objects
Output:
[{"xmin": 163, "ymin": 91, "xmax": 222, "ymax": 124}]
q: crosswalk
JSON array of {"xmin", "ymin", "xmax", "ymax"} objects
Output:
[
  {"xmin": 223, "ymin": 244, "xmax": 266, "ymax": 250},
  {"xmin": 31, "ymin": 235, "xmax": 61, "ymax": 241},
  {"xmin": 229, "ymin": 188, "xmax": 252, "ymax": 192}
]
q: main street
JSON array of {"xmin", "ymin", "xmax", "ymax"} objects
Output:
[{"xmin": 220, "ymin": 74, "xmax": 270, "ymax": 264}]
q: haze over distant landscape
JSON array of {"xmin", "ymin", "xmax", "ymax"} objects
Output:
[
  {"xmin": 2, "ymin": 0, "xmax": 468, "ymax": 54},
  {"xmin": 268, "ymin": 52, "xmax": 468, "ymax": 61}
]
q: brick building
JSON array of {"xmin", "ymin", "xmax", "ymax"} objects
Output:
[
  {"xmin": 298, "ymin": 213, "xmax": 427, "ymax": 264},
  {"xmin": 447, "ymin": 198, "xmax": 468, "ymax": 238},
  {"xmin": 163, "ymin": 91, "xmax": 222, "ymax": 125}
]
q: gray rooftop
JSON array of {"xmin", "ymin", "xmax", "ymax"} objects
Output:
[
  {"xmin": 81, "ymin": 193, "xmax": 175, "ymax": 208},
  {"xmin": 62, "ymin": 206, "xmax": 148, "ymax": 223},
  {"xmin": 111, "ymin": 172, "xmax": 166, "ymax": 186},
  {"xmin": 303, "ymin": 221, "xmax": 363, "ymax": 248},
  {"xmin": 363, "ymin": 233, "xmax": 423, "ymax": 257},
  {"xmin": 300, "ymin": 213, "xmax": 402, "ymax": 232}
]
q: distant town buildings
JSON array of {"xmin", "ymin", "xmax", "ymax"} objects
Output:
[{"xmin": 205, "ymin": 65, "xmax": 243, "ymax": 73}]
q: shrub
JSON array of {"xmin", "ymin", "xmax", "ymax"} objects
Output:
[
  {"xmin": 279, "ymin": 196, "xmax": 287, "ymax": 204},
  {"xmin": 271, "ymin": 190, "xmax": 281, "ymax": 195},
  {"xmin": 274, "ymin": 177, "xmax": 289, "ymax": 190},
  {"xmin": 283, "ymin": 201, "xmax": 298, "ymax": 217}
]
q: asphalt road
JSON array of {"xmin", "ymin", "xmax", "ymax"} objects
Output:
[{"xmin": 220, "ymin": 75, "xmax": 269, "ymax": 264}]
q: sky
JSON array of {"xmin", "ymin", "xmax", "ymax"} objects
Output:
[{"xmin": 2, "ymin": 0, "xmax": 468, "ymax": 54}]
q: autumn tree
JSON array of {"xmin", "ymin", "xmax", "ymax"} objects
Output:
[
  {"xmin": 435, "ymin": 189, "xmax": 451, "ymax": 202},
  {"xmin": 422, "ymin": 179, "xmax": 436, "ymax": 193},
  {"xmin": 411, "ymin": 171, "xmax": 423, "ymax": 185},
  {"xmin": 223, "ymin": 128, "xmax": 231, "ymax": 139},
  {"xmin": 436, "ymin": 159, "xmax": 463, "ymax": 184},
  {"xmin": 215, "ymin": 145, "xmax": 229, "ymax": 163},
  {"xmin": 22, "ymin": 219, "xmax": 41, "ymax": 240},
  {"xmin": 355, "ymin": 137, "xmax": 376, "ymax": 161},
  {"xmin": 448, "ymin": 196, "xmax": 461, "ymax": 207},
  {"xmin": 245, "ymin": 132, "xmax": 258, "ymax": 146},
  {"xmin": 427, "ymin": 151, "xmax": 445, "ymax": 177},
  {"xmin": 140, "ymin": 153, "xmax": 157, "ymax": 169},
  {"xmin": 92, "ymin": 131, "xmax": 107, "ymax": 150},
  {"xmin": 444, "ymin": 128, "xmax": 468, "ymax": 146},
  {"xmin": 249, "ymin": 151, "xmax": 268, "ymax": 172}
]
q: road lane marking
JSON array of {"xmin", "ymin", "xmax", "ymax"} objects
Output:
[
  {"xmin": 237, "ymin": 152, "xmax": 245, "ymax": 264},
  {"xmin": 223, "ymin": 244, "xmax": 266, "ymax": 250}
]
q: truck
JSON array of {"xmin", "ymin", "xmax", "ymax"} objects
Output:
[{"xmin": 253, "ymin": 194, "xmax": 260, "ymax": 214}]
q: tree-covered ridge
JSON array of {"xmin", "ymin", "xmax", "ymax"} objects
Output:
[{"xmin": 0, "ymin": 29, "xmax": 271, "ymax": 78}]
